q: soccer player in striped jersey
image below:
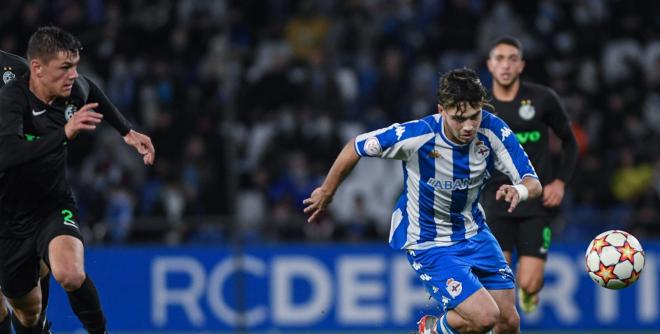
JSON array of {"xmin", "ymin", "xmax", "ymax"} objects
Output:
[{"xmin": 303, "ymin": 68, "xmax": 541, "ymax": 334}]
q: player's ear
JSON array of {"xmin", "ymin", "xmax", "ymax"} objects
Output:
[
  {"xmin": 30, "ymin": 59, "xmax": 42, "ymax": 77},
  {"xmin": 437, "ymin": 104, "xmax": 443, "ymax": 115}
]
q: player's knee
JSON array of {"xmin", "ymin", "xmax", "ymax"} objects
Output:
[
  {"xmin": 470, "ymin": 307, "xmax": 499, "ymax": 332},
  {"xmin": 497, "ymin": 309, "xmax": 520, "ymax": 334},
  {"xmin": 13, "ymin": 304, "xmax": 41, "ymax": 326},
  {"xmin": 53, "ymin": 267, "xmax": 86, "ymax": 291}
]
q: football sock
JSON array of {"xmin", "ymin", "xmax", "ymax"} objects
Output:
[
  {"xmin": 0, "ymin": 312, "xmax": 10, "ymax": 334},
  {"xmin": 439, "ymin": 314, "xmax": 459, "ymax": 334},
  {"xmin": 66, "ymin": 275, "xmax": 107, "ymax": 334},
  {"xmin": 11, "ymin": 312, "xmax": 42, "ymax": 334}
]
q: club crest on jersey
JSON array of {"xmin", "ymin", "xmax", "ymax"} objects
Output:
[
  {"xmin": 64, "ymin": 104, "xmax": 78, "ymax": 121},
  {"xmin": 2, "ymin": 70, "xmax": 15, "ymax": 84},
  {"xmin": 446, "ymin": 278, "xmax": 462, "ymax": 298},
  {"xmin": 475, "ymin": 141, "xmax": 490, "ymax": 160},
  {"xmin": 518, "ymin": 99, "xmax": 535, "ymax": 120}
]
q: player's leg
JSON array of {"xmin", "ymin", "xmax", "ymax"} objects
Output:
[
  {"xmin": 39, "ymin": 203, "xmax": 107, "ymax": 334},
  {"xmin": 48, "ymin": 235, "xmax": 106, "ymax": 334},
  {"xmin": 38, "ymin": 260, "xmax": 52, "ymax": 330},
  {"xmin": 515, "ymin": 217, "xmax": 551, "ymax": 313},
  {"xmin": 7, "ymin": 286, "xmax": 43, "ymax": 333},
  {"xmin": 0, "ymin": 236, "xmax": 46, "ymax": 333},
  {"xmin": 0, "ymin": 292, "xmax": 11, "ymax": 333},
  {"xmin": 408, "ymin": 242, "xmax": 502, "ymax": 334},
  {"xmin": 488, "ymin": 289, "xmax": 519, "ymax": 334},
  {"xmin": 473, "ymin": 230, "xmax": 520, "ymax": 334},
  {"xmin": 419, "ymin": 287, "xmax": 501, "ymax": 334}
]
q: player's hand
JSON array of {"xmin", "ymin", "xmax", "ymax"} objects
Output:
[
  {"xmin": 542, "ymin": 179, "xmax": 565, "ymax": 208},
  {"xmin": 496, "ymin": 184, "xmax": 520, "ymax": 213},
  {"xmin": 64, "ymin": 103, "xmax": 101, "ymax": 140},
  {"xmin": 303, "ymin": 187, "xmax": 333, "ymax": 223},
  {"xmin": 123, "ymin": 129, "xmax": 155, "ymax": 165}
]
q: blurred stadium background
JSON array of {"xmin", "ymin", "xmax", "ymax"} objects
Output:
[{"xmin": 2, "ymin": 0, "xmax": 659, "ymax": 332}]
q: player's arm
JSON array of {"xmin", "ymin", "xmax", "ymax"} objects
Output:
[
  {"xmin": 495, "ymin": 176, "xmax": 542, "ymax": 213},
  {"xmin": 303, "ymin": 119, "xmax": 433, "ymax": 223},
  {"xmin": 85, "ymin": 76, "xmax": 155, "ymax": 165},
  {"xmin": 0, "ymin": 87, "xmax": 101, "ymax": 171},
  {"xmin": 303, "ymin": 139, "xmax": 361, "ymax": 223},
  {"xmin": 542, "ymin": 88, "xmax": 578, "ymax": 207},
  {"xmin": 488, "ymin": 117, "xmax": 542, "ymax": 212}
]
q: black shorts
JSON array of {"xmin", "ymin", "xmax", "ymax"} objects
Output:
[
  {"xmin": 487, "ymin": 215, "xmax": 552, "ymax": 260},
  {"xmin": 0, "ymin": 202, "xmax": 83, "ymax": 298}
]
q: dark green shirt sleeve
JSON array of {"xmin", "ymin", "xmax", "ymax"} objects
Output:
[
  {"xmin": 84, "ymin": 76, "xmax": 132, "ymax": 136},
  {"xmin": 542, "ymin": 87, "xmax": 578, "ymax": 183}
]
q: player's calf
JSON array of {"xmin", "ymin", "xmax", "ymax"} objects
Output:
[
  {"xmin": 493, "ymin": 307, "xmax": 520, "ymax": 334},
  {"xmin": 465, "ymin": 311, "xmax": 498, "ymax": 333}
]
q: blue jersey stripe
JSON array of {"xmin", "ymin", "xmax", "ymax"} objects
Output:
[
  {"xmin": 474, "ymin": 133, "xmax": 491, "ymax": 232},
  {"xmin": 472, "ymin": 187, "xmax": 487, "ymax": 231},
  {"xmin": 449, "ymin": 146, "xmax": 470, "ymax": 239},
  {"xmin": 390, "ymin": 163, "xmax": 410, "ymax": 248},
  {"xmin": 417, "ymin": 139, "xmax": 437, "ymax": 243}
]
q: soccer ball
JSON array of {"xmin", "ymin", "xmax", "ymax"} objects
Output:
[{"xmin": 585, "ymin": 230, "xmax": 645, "ymax": 289}]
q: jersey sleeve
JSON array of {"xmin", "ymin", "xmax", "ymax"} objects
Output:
[
  {"xmin": 84, "ymin": 76, "xmax": 132, "ymax": 136},
  {"xmin": 0, "ymin": 84, "xmax": 66, "ymax": 171},
  {"xmin": 484, "ymin": 115, "xmax": 538, "ymax": 184},
  {"xmin": 354, "ymin": 119, "xmax": 435, "ymax": 161},
  {"xmin": 541, "ymin": 87, "xmax": 578, "ymax": 183}
]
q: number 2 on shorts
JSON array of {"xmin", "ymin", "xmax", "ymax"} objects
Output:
[{"xmin": 61, "ymin": 209, "xmax": 78, "ymax": 228}]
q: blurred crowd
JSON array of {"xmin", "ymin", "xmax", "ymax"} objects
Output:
[{"xmin": 1, "ymin": 0, "xmax": 659, "ymax": 245}]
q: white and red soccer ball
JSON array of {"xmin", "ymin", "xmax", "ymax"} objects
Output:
[{"xmin": 585, "ymin": 230, "xmax": 645, "ymax": 290}]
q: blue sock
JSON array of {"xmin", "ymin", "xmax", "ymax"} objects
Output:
[{"xmin": 439, "ymin": 314, "xmax": 459, "ymax": 334}]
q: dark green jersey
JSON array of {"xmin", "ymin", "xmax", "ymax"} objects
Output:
[
  {"xmin": 481, "ymin": 82, "xmax": 578, "ymax": 218},
  {"xmin": 0, "ymin": 51, "xmax": 132, "ymax": 236}
]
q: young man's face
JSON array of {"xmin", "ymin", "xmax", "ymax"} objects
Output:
[
  {"xmin": 439, "ymin": 103, "xmax": 482, "ymax": 144},
  {"xmin": 33, "ymin": 51, "xmax": 79, "ymax": 97},
  {"xmin": 487, "ymin": 43, "xmax": 524, "ymax": 88}
]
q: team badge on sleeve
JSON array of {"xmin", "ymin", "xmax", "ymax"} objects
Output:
[
  {"xmin": 364, "ymin": 137, "xmax": 382, "ymax": 156},
  {"xmin": 2, "ymin": 70, "xmax": 15, "ymax": 84}
]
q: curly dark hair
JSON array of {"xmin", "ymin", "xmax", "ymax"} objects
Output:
[
  {"xmin": 27, "ymin": 26, "xmax": 82, "ymax": 63},
  {"xmin": 437, "ymin": 68, "xmax": 490, "ymax": 115}
]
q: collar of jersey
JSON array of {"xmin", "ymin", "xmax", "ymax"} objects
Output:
[
  {"xmin": 22, "ymin": 73, "xmax": 70, "ymax": 112},
  {"xmin": 438, "ymin": 115, "xmax": 470, "ymax": 149}
]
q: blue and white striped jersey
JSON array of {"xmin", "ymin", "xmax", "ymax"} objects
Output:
[{"xmin": 354, "ymin": 111, "xmax": 538, "ymax": 250}]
